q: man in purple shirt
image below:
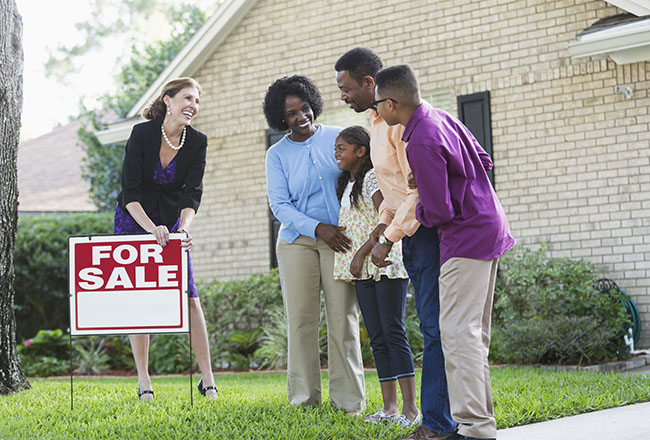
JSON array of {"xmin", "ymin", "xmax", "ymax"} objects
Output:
[{"xmin": 374, "ymin": 64, "xmax": 515, "ymax": 440}]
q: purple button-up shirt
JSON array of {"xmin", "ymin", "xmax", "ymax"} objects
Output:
[{"xmin": 403, "ymin": 103, "xmax": 515, "ymax": 265}]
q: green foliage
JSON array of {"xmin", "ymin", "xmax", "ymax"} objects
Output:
[
  {"xmin": 17, "ymin": 329, "xmax": 69, "ymax": 377},
  {"xmin": 78, "ymin": 125, "xmax": 123, "ymax": 211},
  {"xmin": 490, "ymin": 245, "xmax": 631, "ymax": 365},
  {"xmin": 79, "ymin": 4, "xmax": 207, "ymax": 210},
  {"xmin": 101, "ymin": 336, "xmax": 135, "ymax": 371},
  {"xmin": 102, "ymin": 6, "xmax": 206, "ymax": 117},
  {"xmin": 149, "ymin": 335, "xmax": 196, "ymax": 374},
  {"xmin": 403, "ymin": 283, "xmax": 424, "ymax": 366},
  {"xmin": 3, "ymin": 369, "xmax": 650, "ymax": 438},
  {"xmin": 491, "ymin": 316, "xmax": 625, "ymax": 365},
  {"xmin": 13, "ymin": 212, "xmax": 114, "ymax": 340},
  {"xmin": 254, "ymin": 306, "xmax": 288, "ymax": 370},
  {"xmin": 199, "ymin": 270, "xmax": 284, "ymax": 369},
  {"xmin": 74, "ymin": 337, "xmax": 111, "ymax": 375},
  {"xmin": 227, "ymin": 328, "xmax": 265, "ymax": 370}
]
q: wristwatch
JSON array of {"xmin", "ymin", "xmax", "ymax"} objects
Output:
[{"xmin": 378, "ymin": 233, "xmax": 393, "ymax": 248}]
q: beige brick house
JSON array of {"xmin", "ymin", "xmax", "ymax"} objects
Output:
[{"xmin": 98, "ymin": 0, "xmax": 650, "ymax": 347}]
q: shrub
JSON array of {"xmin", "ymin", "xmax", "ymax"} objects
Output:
[
  {"xmin": 14, "ymin": 212, "xmax": 114, "ymax": 340},
  {"xmin": 101, "ymin": 336, "xmax": 135, "ymax": 371},
  {"xmin": 18, "ymin": 329, "xmax": 70, "ymax": 377},
  {"xmin": 74, "ymin": 337, "xmax": 111, "ymax": 375},
  {"xmin": 490, "ymin": 245, "xmax": 630, "ymax": 365},
  {"xmin": 149, "ymin": 334, "xmax": 197, "ymax": 374},
  {"xmin": 255, "ymin": 306, "xmax": 288, "ymax": 370},
  {"xmin": 199, "ymin": 270, "xmax": 284, "ymax": 368}
]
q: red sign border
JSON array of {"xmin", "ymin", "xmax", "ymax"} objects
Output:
[{"xmin": 68, "ymin": 233, "xmax": 189, "ymax": 335}]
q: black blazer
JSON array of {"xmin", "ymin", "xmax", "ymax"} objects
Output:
[{"xmin": 117, "ymin": 119, "xmax": 207, "ymax": 227}]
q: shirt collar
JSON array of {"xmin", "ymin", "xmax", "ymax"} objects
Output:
[
  {"xmin": 285, "ymin": 123, "xmax": 322, "ymax": 146},
  {"xmin": 402, "ymin": 102, "xmax": 428, "ymax": 143},
  {"xmin": 369, "ymin": 108, "xmax": 381, "ymax": 124}
]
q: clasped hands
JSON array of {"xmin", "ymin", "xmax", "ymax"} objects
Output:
[{"xmin": 148, "ymin": 225, "xmax": 193, "ymax": 250}]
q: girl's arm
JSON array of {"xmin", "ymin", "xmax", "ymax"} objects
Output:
[{"xmin": 351, "ymin": 179, "xmax": 386, "ymax": 277}]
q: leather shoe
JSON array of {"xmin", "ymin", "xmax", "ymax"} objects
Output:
[{"xmin": 400, "ymin": 425, "xmax": 457, "ymax": 440}]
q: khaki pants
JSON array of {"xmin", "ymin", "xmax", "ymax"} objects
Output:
[
  {"xmin": 276, "ymin": 236, "xmax": 365, "ymax": 412},
  {"xmin": 439, "ymin": 257, "xmax": 499, "ymax": 439}
]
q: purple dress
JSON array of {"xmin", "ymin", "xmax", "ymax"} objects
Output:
[{"xmin": 114, "ymin": 156, "xmax": 198, "ymax": 297}]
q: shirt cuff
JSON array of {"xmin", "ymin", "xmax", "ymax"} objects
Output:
[
  {"xmin": 384, "ymin": 224, "xmax": 406, "ymax": 243},
  {"xmin": 305, "ymin": 218, "xmax": 320, "ymax": 239},
  {"xmin": 379, "ymin": 210, "xmax": 393, "ymax": 226}
]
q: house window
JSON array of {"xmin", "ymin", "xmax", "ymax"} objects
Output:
[{"xmin": 457, "ymin": 91, "xmax": 493, "ymax": 185}]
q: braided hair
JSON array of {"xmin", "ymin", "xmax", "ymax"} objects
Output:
[{"xmin": 336, "ymin": 126, "xmax": 373, "ymax": 209}]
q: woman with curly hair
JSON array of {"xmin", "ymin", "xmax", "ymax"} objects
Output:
[{"xmin": 263, "ymin": 75, "xmax": 365, "ymax": 414}]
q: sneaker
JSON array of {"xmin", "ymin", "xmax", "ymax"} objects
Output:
[
  {"xmin": 394, "ymin": 409, "xmax": 422, "ymax": 428},
  {"xmin": 364, "ymin": 408, "xmax": 399, "ymax": 423}
]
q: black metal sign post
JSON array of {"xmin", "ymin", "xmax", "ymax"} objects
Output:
[{"xmin": 68, "ymin": 233, "xmax": 192, "ymax": 409}]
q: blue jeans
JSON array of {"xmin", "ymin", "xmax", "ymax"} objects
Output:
[
  {"xmin": 356, "ymin": 277, "xmax": 414, "ymax": 382},
  {"xmin": 402, "ymin": 225, "xmax": 456, "ymax": 434}
]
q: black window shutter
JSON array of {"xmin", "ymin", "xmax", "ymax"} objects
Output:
[
  {"xmin": 265, "ymin": 129, "xmax": 287, "ymax": 269},
  {"xmin": 457, "ymin": 91, "xmax": 493, "ymax": 186}
]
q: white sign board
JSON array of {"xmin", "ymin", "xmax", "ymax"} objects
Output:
[{"xmin": 69, "ymin": 234, "xmax": 189, "ymax": 335}]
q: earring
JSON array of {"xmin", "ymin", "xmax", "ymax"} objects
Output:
[{"xmin": 167, "ymin": 109, "xmax": 171, "ymax": 115}]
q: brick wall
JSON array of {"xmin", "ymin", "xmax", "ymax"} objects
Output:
[{"xmin": 188, "ymin": 0, "xmax": 650, "ymax": 347}]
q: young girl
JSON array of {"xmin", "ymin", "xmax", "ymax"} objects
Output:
[{"xmin": 333, "ymin": 126, "xmax": 420, "ymax": 427}]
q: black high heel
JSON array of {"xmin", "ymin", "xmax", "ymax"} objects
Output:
[
  {"xmin": 197, "ymin": 378, "xmax": 218, "ymax": 396},
  {"xmin": 138, "ymin": 389, "xmax": 154, "ymax": 401}
]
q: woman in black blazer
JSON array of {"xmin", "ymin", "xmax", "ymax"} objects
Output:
[{"xmin": 114, "ymin": 77, "xmax": 217, "ymax": 400}]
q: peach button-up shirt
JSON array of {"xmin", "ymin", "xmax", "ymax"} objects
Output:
[{"xmin": 369, "ymin": 110, "xmax": 421, "ymax": 242}]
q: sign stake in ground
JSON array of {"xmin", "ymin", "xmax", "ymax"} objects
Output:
[{"xmin": 68, "ymin": 233, "xmax": 192, "ymax": 408}]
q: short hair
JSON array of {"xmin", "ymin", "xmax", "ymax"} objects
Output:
[
  {"xmin": 143, "ymin": 77, "xmax": 202, "ymax": 120},
  {"xmin": 334, "ymin": 47, "xmax": 383, "ymax": 84},
  {"xmin": 374, "ymin": 64, "xmax": 420, "ymax": 106},
  {"xmin": 263, "ymin": 75, "xmax": 324, "ymax": 131}
]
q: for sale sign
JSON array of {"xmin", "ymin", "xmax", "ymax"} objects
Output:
[{"xmin": 69, "ymin": 233, "xmax": 189, "ymax": 335}]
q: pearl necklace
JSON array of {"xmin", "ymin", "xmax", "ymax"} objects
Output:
[{"xmin": 161, "ymin": 124, "xmax": 186, "ymax": 150}]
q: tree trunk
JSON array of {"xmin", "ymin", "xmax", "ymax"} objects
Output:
[{"xmin": 0, "ymin": 0, "xmax": 29, "ymax": 394}]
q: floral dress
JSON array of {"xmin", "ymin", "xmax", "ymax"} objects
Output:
[{"xmin": 333, "ymin": 168, "xmax": 409, "ymax": 282}]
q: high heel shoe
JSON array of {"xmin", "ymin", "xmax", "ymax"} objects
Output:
[
  {"xmin": 197, "ymin": 378, "xmax": 218, "ymax": 397},
  {"xmin": 138, "ymin": 389, "xmax": 154, "ymax": 401}
]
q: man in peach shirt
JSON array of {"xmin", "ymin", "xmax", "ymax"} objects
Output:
[{"xmin": 335, "ymin": 48, "xmax": 456, "ymax": 440}]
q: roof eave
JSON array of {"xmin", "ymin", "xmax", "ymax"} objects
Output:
[
  {"xmin": 96, "ymin": 0, "xmax": 259, "ymax": 145},
  {"xmin": 96, "ymin": 116, "xmax": 146, "ymax": 144},
  {"xmin": 606, "ymin": 1, "xmax": 650, "ymax": 16},
  {"xmin": 568, "ymin": 27, "xmax": 650, "ymax": 64}
]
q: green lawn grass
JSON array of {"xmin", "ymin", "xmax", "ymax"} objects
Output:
[{"xmin": 2, "ymin": 367, "xmax": 650, "ymax": 439}]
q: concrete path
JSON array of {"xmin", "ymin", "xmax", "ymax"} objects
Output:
[{"xmin": 497, "ymin": 401, "xmax": 650, "ymax": 439}]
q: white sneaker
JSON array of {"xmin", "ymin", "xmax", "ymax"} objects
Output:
[
  {"xmin": 363, "ymin": 408, "xmax": 399, "ymax": 423},
  {"xmin": 393, "ymin": 409, "xmax": 422, "ymax": 428}
]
